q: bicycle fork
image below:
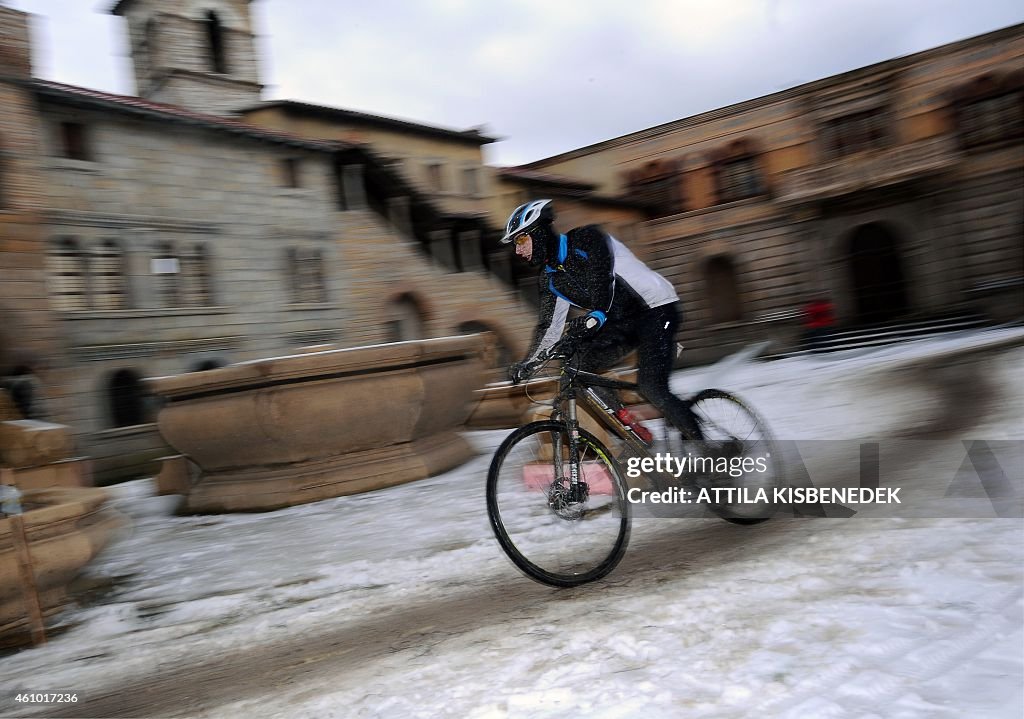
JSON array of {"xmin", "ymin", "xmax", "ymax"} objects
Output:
[{"xmin": 551, "ymin": 390, "xmax": 589, "ymax": 506}]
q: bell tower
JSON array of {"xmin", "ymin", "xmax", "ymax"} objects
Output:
[{"xmin": 111, "ymin": 0, "xmax": 263, "ymax": 115}]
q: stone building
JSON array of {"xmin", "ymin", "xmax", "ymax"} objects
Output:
[
  {"xmin": 2, "ymin": 2, "xmax": 1022, "ymax": 482},
  {"xmin": 509, "ymin": 24, "xmax": 1024, "ymax": 363},
  {"xmin": 0, "ymin": 1, "xmax": 537, "ymax": 481}
]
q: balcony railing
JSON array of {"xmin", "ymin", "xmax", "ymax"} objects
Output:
[{"xmin": 776, "ymin": 134, "xmax": 959, "ymax": 205}]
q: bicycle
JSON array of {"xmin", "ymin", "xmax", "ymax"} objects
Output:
[{"xmin": 486, "ymin": 336, "xmax": 785, "ymax": 587}]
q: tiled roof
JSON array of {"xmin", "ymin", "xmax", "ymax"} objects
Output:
[
  {"xmin": 496, "ymin": 167, "xmax": 597, "ymax": 190},
  {"xmin": 32, "ymin": 80, "xmax": 348, "ymax": 153},
  {"xmin": 240, "ymin": 100, "xmax": 497, "ymax": 146}
]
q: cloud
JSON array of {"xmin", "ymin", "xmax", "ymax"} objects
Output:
[{"xmin": 10, "ymin": 0, "xmax": 1024, "ymax": 167}]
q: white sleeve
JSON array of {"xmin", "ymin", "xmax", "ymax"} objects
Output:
[{"xmin": 528, "ymin": 297, "xmax": 570, "ymax": 362}]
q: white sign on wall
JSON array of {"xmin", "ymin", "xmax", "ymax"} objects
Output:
[{"xmin": 151, "ymin": 258, "xmax": 180, "ymax": 274}]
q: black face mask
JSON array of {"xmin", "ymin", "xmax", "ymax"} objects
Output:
[{"xmin": 527, "ymin": 224, "xmax": 557, "ymax": 268}]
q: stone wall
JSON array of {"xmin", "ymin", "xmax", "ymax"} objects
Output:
[
  {"xmin": 25, "ymin": 87, "xmax": 536, "ymax": 480},
  {"xmin": 0, "ymin": 8, "xmax": 63, "ymax": 417}
]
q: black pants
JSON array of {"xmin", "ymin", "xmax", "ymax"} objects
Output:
[{"xmin": 577, "ymin": 302, "xmax": 703, "ymax": 440}]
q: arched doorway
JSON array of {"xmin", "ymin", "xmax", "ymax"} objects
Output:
[
  {"xmin": 846, "ymin": 223, "xmax": 909, "ymax": 324},
  {"xmin": 387, "ymin": 294, "xmax": 427, "ymax": 342}
]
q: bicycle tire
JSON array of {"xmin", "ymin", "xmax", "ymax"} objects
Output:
[
  {"xmin": 686, "ymin": 388, "xmax": 785, "ymax": 525},
  {"xmin": 487, "ymin": 420, "xmax": 631, "ymax": 587}
]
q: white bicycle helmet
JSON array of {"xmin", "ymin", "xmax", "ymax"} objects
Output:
[{"xmin": 501, "ymin": 199, "xmax": 554, "ymax": 243}]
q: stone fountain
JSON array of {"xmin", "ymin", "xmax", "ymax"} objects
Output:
[{"xmin": 147, "ymin": 335, "xmax": 487, "ymax": 513}]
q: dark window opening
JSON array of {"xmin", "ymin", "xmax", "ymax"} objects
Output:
[
  {"xmin": 108, "ymin": 368, "xmax": 146, "ymax": 427},
  {"xmin": 144, "ymin": 17, "xmax": 160, "ymax": 69},
  {"xmin": 847, "ymin": 223, "xmax": 910, "ymax": 324},
  {"xmin": 59, "ymin": 122, "xmax": 90, "ymax": 161},
  {"xmin": 205, "ymin": 11, "xmax": 228, "ymax": 74},
  {"xmin": 704, "ymin": 256, "xmax": 742, "ymax": 323},
  {"xmin": 280, "ymin": 158, "xmax": 301, "ymax": 188}
]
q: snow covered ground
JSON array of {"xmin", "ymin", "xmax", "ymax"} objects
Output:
[{"xmin": 1, "ymin": 328, "xmax": 1022, "ymax": 718}]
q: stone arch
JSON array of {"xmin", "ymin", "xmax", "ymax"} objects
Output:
[{"xmin": 386, "ymin": 291, "xmax": 429, "ymax": 342}]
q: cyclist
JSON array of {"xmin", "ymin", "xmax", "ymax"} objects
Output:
[{"xmin": 503, "ymin": 199, "xmax": 703, "ymax": 440}]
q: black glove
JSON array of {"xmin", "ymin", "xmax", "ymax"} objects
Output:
[
  {"xmin": 565, "ymin": 314, "xmax": 603, "ymax": 340},
  {"xmin": 508, "ymin": 361, "xmax": 536, "ymax": 385}
]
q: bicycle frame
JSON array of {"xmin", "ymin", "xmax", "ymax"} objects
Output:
[{"xmin": 546, "ymin": 358, "xmax": 668, "ymax": 491}]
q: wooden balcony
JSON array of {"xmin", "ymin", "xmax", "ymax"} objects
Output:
[{"xmin": 776, "ymin": 134, "xmax": 960, "ymax": 205}]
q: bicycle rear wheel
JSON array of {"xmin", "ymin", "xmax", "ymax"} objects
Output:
[
  {"xmin": 688, "ymin": 389, "xmax": 785, "ymax": 525},
  {"xmin": 487, "ymin": 420, "xmax": 631, "ymax": 587}
]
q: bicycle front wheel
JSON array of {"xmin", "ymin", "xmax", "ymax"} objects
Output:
[{"xmin": 487, "ymin": 421, "xmax": 631, "ymax": 587}]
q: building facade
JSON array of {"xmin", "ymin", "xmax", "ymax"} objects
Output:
[
  {"xmin": 0, "ymin": 2, "xmax": 536, "ymax": 480},
  {"xmin": 2, "ymin": 4, "xmax": 1022, "ymax": 480},
  {"xmin": 513, "ymin": 25, "xmax": 1024, "ymax": 363}
]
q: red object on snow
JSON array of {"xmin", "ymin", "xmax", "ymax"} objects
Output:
[{"xmin": 804, "ymin": 299, "xmax": 836, "ymax": 329}]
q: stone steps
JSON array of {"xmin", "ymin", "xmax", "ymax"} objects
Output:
[{"xmin": 763, "ymin": 313, "xmax": 996, "ymax": 359}]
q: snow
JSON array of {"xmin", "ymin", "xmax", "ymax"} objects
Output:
[{"xmin": 1, "ymin": 327, "xmax": 1022, "ymax": 718}]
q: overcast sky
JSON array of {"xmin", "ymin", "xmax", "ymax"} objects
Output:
[{"xmin": 7, "ymin": 1, "xmax": 1024, "ymax": 166}]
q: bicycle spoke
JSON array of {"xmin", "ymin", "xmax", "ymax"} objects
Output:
[{"xmin": 487, "ymin": 422, "xmax": 630, "ymax": 586}]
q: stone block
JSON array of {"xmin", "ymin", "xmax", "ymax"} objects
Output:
[
  {"xmin": 0, "ymin": 421, "xmax": 73, "ymax": 469},
  {"xmin": 154, "ymin": 455, "xmax": 193, "ymax": 496}
]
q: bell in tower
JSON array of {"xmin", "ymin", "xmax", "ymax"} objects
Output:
[{"xmin": 110, "ymin": 0, "xmax": 263, "ymax": 116}]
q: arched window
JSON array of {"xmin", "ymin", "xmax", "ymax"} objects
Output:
[
  {"xmin": 93, "ymin": 239, "xmax": 126, "ymax": 310},
  {"xmin": 205, "ymin": 11, "xmax": 228, "ymax": 74},
  {"xmin": 181, "ymin": 243, "xmax": 212, "ymax": 306},
  {"xmin": 951, "ymin": 72, "xmax": 1024, "ymax": 150},
  {"xmin": 153, "ymin": 242, "xmax": 180, "ymax": 307},
  {"xmin": 108, "ymin": 368, "xmax": 146, "ymax": 427},
  {"xmin": 48, "ymin": 237, "xmax": 89, "ymax": 311},
  {"xmin": 624, "ymin": 159, "xmax": 684, "ymax": 218},
  {"xmin": 712, "ymin": 139, "xmax": 766, "ymax": 204},
  {"xmin": 387, "ymin": 294, "xmax": 426, "ymax": 342},
  {"xmin": 704, "ymin": 255, "xmax": 742, "ymax": 323}
]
